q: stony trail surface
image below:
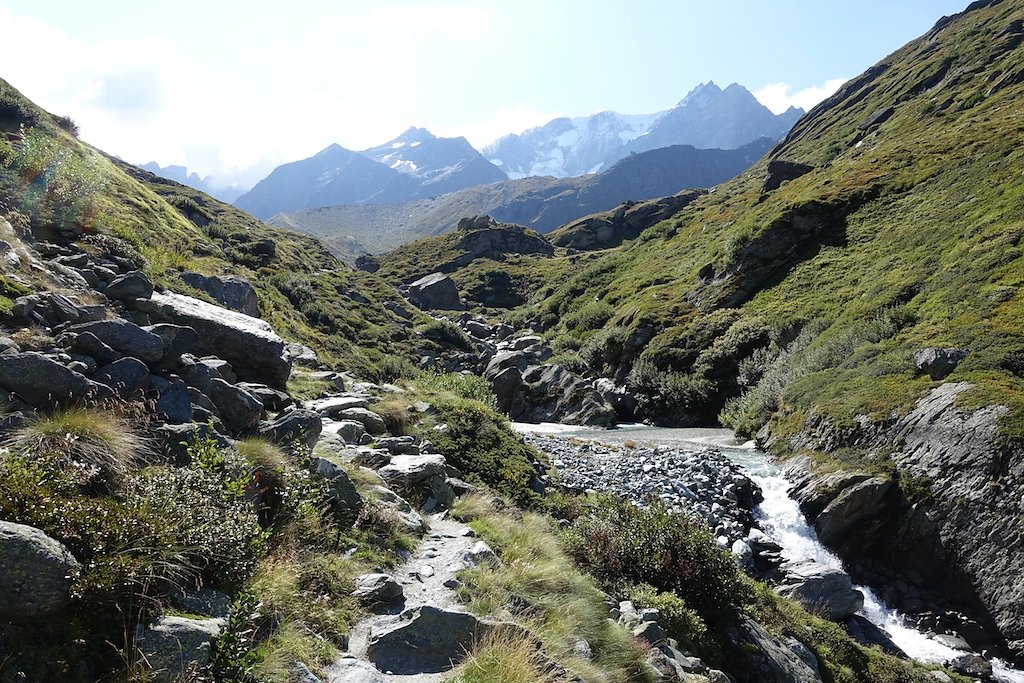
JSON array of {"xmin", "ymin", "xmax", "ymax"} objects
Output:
[{"xmin": 343, "ymin": 514, "xmax": 483, "ymax": 682}]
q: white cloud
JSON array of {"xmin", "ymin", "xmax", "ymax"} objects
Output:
[{"xmin": 754, "ymin": 77, "xmax": 848, "ymax": 114}]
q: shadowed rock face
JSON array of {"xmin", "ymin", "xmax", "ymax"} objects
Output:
[{"xmin": 0, "ymin": 521, "xmax": 81, "ymax": 618}]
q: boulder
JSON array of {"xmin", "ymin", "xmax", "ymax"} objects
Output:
[
  {"xmin": 948, "ymin": 653, "xmax": 992, "ymax": 679},
  {"xmin": 738, "ymin": 618, "xmax": 823, "ymax": 682},
  {"xmin": 310, "ymin": 457, "xmax": 363, "ymax": 525},
  {"xmin": 777, "ymin": 559, "xmax": 864, "ymax": 621},
  {"xmin": 94, "ymin": 357, "xmax": 150, "ymax": 397},
  {"xmin": 180, "ymin": 272, "xmax": 260, "ymax": 317},
  {"xmin": 239, "ymin": 383, "xmax": 293, "ymax": 411},
  {"xmin": 763, "ymin": 159, "xmax": 815, "ymax": 192},
  {"xmin": 325, "ymin": 655, "xmax": 385, "ymax": 683},
  {"xmin": 305, "ymin": 395, "xmax": 370, "ymax": 417},
  {"xmin": 378, "ymin": 454, "xmax": 447, "ymax": 487},
  {"xmin": 913, "ymin": 347, "xmax": 968, "ymax": 380},
  {"xmin": 67, "ymin": 319, "xmax": 165, "ymax": 363},
  {"xmin": 208, "ymin": 378, "xmax": 263, "ymax": 433},
  {"xmin": 457, "ymin": 541, "xmax": 501, "ymax": 570},
  {"xmin": 141, "ymin": 292, "xmax": 291, "ymax": 389},
  {"xmin": 366, "ymin": 605, "xmax": 521, "ymax": 674},
  {"xmin": 367, "ymin": 485, "xmax": 425, "ymax": 536},
  {"xmin": 815, "ymin": 477, "xmax": 893, "ymax": 545},
  {"xmin": 406, "ymin": 272, "xmax": 463, "ymax": 311},
  {"xmin": 844, "ymin": 615, "xmax": 905, "ymax": 657},
  {"xmin": 138, "ymin": 615, "xmax": 224, "ymax": 683},
  {"xmin": 105, "ymin": 270, "xmax": 154, "ymax": 300},
  {"xmin": 256, "ymin": 409, "xmax": 322, "ymax": 450},
  {"xmin": 155, "ymin": 378, "xmax": 193, "ymax": 424},
  {"xmin": 351, "ymin": 573, "xmax": 404, "ymax": 605},
  {"xmin": 68, "ymin": 331, "xmax": 120, "ymax": 365},
  {"xmin": 0, "ymin": 521, "xmax": 81, "ymax": 618},
  {"xmin": 0, "ymin": 351, "xmax": 110, "ymax": 407},
  {"xmin": 375, "ymin": 435, "xmax": 418, "ymax": 455},
  {"xmin": 337, "ymin": 407, "xmax": 387, "ymax": 435},
  {"xmin": 285, "ymin": 342, "xmax": 320, "ymax": 368},
  {"xmin": 323, "ymin": 419, "xmax": 367, "ymax": 445},
  {"xmin": 144, "ymin": 324, "xmax": 200, "ymax": 363},
  {"xmin": 168, "ymin": 587, "xmax": 232, "ymax": 618},
  {"xmin": 354, "ymin": 255, "xmax": 380, "ymax": 273}
]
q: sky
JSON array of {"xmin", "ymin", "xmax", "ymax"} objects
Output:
[{"xmin": 0, "ymin": 0, "xmax": 971, "ymax": 189}]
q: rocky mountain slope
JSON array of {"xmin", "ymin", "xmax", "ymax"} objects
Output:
[
  {"xmin": 483, "ymin": 82, "xmax": 802, "ymax": 179},
  {"xmin": 0, "ymin": 74, "xmax": 954, "ymax": 683},
  {"xmin": 272, "ymin": 138, "xmax": 772, "ymax": 260},
  {"xmin": 235, "ymin": 129, "xmax": 505, "ymax": 220},
  {"xmin": 417, "ymin": 0, "xmax": 1024, "ymax": 664},
  {"xmin": 139, "ymin": 161, "xmax": 247, "ymax": 203}
]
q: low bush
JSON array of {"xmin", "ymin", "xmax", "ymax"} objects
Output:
[
  {"xmin": 426, "ymin": 398, "xmax": 541, "ymax": 507},
  {"xmin": 562, "ymin": 495, "xmax": 750, "ymax": 620},
  {"xmin": 420, "ymin": 319, "xmax": 475, "ymax": 352},
  {"xmin": 418, "ymin": 371, "xmax": 498, "ymax": 410}
]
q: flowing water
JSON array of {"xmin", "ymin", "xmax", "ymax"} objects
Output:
[{"xmin": 514, "ymin": 422, "xmax": 1024, "ymax": 681}]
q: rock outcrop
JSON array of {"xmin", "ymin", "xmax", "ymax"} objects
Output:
[
  {"xmin": 180, "ymin": 272, "xmax": 260, "ymax": 317},
  {"xmin": 405, "ymin": 272, "xmax": 463, "ymax": 311},
  {"xmin": 0, "ymin": 521, "xmax": 81, "ymax": 618}
]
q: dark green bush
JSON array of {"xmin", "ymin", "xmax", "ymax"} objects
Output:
[
  {"xmin": 426, "ymin": 398, "xmax": 541, "ymax": 506},
  {"xmin": 420, "ymin": 319, "xmax": 475, "ymax": 352},
  {"xmin": 563, "ymin": 496, "xmax": 750, "ymax": 619},
  {"xmin": 418, "ymin": 371, "xmax": 498, "ymax": 409},
  {"xmin": 579, "ymin": 325, "xmax": 627, "ymax": 374}
]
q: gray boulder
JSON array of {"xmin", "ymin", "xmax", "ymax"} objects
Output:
[
  {"xmin": 285, "ymin": 343, "xmax": 320, "ymax": 368},
  {"xmin": 208, "ymin": 378, "xmax": 263, "ymax": 433},
  {"xmin": 815, "ymin": 477, "xmax": 892, "ymax": 545},
  {"xmin": 325, "ymin": 655, "xmax": 385, "ymax": 683},
  {"xmin": 0, "ymin": 521, "xmax": 81, "ymax": 618},
  {"xmin": 310, "ymin": 457, "xmax": 363, "ymax": 525},
  {"xmin": 256, "ymin": 409, "xmax": 322, "ymax": 449},
  {"xmin": 181, "ymin": 272, "xmax": 260, "ymax": 317},
  {"xmin": 68, "ymin": 331, "xmax": 120, "ymax": 365},
  {"xmin": 238, "ymin": 383, "xmax": 293, "ymax": 411},
  {"xmin": 763, "ymin": 159, "xmax": 815, "ymax": 192},
  {"xmin": 406, "ymin": 272, "xmax": 463, "ymax": 311},
  {"xmin": 378, "ymin": 454, "xmax": 447, "ymax": 487},
  {"xmin": 105, "ymin": 270, "xmax": 154, "ymax": 300},
  {"xmin": 140, "ymin": 292, "xmax": 291, "ymax": 389},
  {"xmin": 738, "ymin": 618, "xmax": 823, "ymax": 682},
  {"xmin": 367, "ymin": 605, "xmax": 520, "ymax": 674},
  {"xmin": 778, "ymin": 559, "xmax": 864, "ymax": 621},
  {"xmin": 144, "ymin": 324, "xmax": 200, "ymax": 363},
  {"xmin": 337, "ymin": 407, "xmax": 387, "ymax": 435},
  {"xmin": 138, "ymin": 615, "xmax": 224, "ymax": 683},
  {"xmin": 323, "ymin": 419, "xmax": 367, "ymax": 445},
  {"xmin": 155, "ymin": 378, "xmax": 193, "ymax": 424},
  {"xmin": 0, "ymin": 351, "xmax": 110, "ymax": 407},
  {"xmin": 913, "ymin": 347, "xmax": 968, "ymax": 380},
  {"xmin": 305, "ymin": 395, "xmax": 370, "ymax": 417},
  {"xmin": 352, "ymin": 573, "xmax": 404, "ymax": 605},
  {"xmin": 94, "ymin": 357, "xmax": 150, "ymax": 397},
  {"xmin": 67, "ymin": 319, "xmax": 165, "ymax": 363},
  {"xmin": 367, "ymin": 485, "xmax": 425, "ymax": 536}
]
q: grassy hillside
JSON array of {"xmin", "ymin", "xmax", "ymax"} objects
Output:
[
  {"xmin": 0, "ymin": 76, "xmax": 425, "ymax": 377},
  {"xmin": 515, "ymin": 0, "xmax": 1024, "ymax": 446}
]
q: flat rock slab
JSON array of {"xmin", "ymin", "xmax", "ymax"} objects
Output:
[{"xmin": 305, "ymin": 395, "xmax": 371, "ymax": 416}]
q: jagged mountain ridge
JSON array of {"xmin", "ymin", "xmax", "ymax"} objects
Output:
[
  {"xmin": 139, "ymin": 161, "xmax": 247, "ymax": 203},
  {"xmin": 270, "ymin": 138, "xmax": 773, "ymax": 260},
  {"xmin": 234, "ymin": 129, "xmax": 506, "ymax": 219},
  {"xmin": 483, "ymin": 82, "xmax": 803, "ymax": 179}
]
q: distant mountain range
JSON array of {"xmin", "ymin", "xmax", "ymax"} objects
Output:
[
  {"xmin": 269, "ymin": 137, "xmax": 774, "ymax": 260},
  {"xmin": 482, "ymin": 82, "xmax": 802, "ymax": 179},
  {"xmin": 234, "ymin": 128, "xmax": 505, "ymax": 219},
  {"xmin": 139, "ymin": 162, "xmax": 247, "ymax": 203}
]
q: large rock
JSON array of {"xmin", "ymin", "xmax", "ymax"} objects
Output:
[
  {"xmin": 66, "ymin": 319, "xmax": 165, "ymax": 363},
  {"xmin": 406, "ymin": 272, "xmax": 463, "ymax": 311},
  {"xmin": 737, "ymin": 618, "xmax": 823, "ymax": 683},
  {"xmin": 337, "ymin": 407, "xmax": 387, "ymax": 435},
  {"xmin": 777, "ymin": 559, "xmax": 864, "ymax": 621},
  {"xmin": 762, "ymin": 159, "xmax": 815, "ymax": 192},
  {"xmin": 310, "ymin": 457, "xmax": 363, "ymax": 525},
  {"xmin": 208, "ymin": 378, "xmax": 263, "ymax": 433},
  {"xmin": 352, "ymin": 573, "xmax": 404, "ymax": 605},
  {"xmin": 366, "ymin": 606, "xmax": 520, "ymax": 674},
  {"xmin": 367, "ymin": 485, "xmax": 424, "ymax": 536},
  {"xmin": 0, "ymin": 351, "xmax": 110, "ymax": 407},
  {"xmin": 155, "ymin": 378, "xmax": 193, "ymax": 424},
  {"xmin": 257, "ymin": 409, "xmax": 322, "ymax": 449},
  {"xmin": 144, "ymin": 324, "xmax": 200, "ymax": 364},
  {"xmin": 325, "ymin": 655, "xmax": 385, "ymax": 683},
  {"xmin": 814, "ymin": 477, "xmax": 893, "ymax": 546},
  {"xmin": 140, "ymin": 291, "xmax": 291, "ymax": 389},
  {"xmin": 913, "ymin": 347, "xmax": 968, "ymax": 380},
  {"xmin": 94, "ymin": 357, "xmax": 150, "ymax": 397},
  {"xmin": 138, "ymin": 615, "xmax": 224, "ymax": 683},
  {"xmin": 0, "ymin": 521, "xmax": 81, "ymax": 618},
  {"xmin": 378, "ymin": 454, "xmax": 447, "ymax": 487},
  {"xmin": 305, "ymin": 395, "xmax": 370, "ymax": 417},
  {"xmin": 105, "ymin": 270, "xmax": 154, "ymax": 300},
  {"xmin": 181, "ymin": 272, "xmax": 260, "ymax": 317}
]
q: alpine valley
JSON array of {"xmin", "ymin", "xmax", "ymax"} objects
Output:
[{"xmin": 0, "ymin": 2, "xmax": 1022, "ymax": 683}]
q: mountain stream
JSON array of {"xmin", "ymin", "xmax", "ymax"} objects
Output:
[{"xmin": 513, "ymin": 423, "xmax": 1024, "ymax": 682}]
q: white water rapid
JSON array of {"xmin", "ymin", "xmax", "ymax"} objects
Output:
[{"xmin": 515, "ymin": 423, "xmax": 1024, "ymax": 681}]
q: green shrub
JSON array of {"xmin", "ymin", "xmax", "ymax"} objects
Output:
[
  {"xmin": 579, "ymin": 325, "xmax": 627, "ymax": 374},
  {"xmin": 419, "ymin": 371, "xmax": 498, "ymax": 409},
  {"xmin": 373, "ymin": 354, "xmax": 420, "ymax": 383},
  {"xmin": 420, "ymin": 319, "xmax": 475, "ymax": 352},
  {"xmin": 628, "ymin": 583, "xmax": 707, "ymax": 652},
  {"xmin": 563, "ymin": 496, "xmax": 750, "ymax": 619},
  {"xmin": 626, "ymin": 358, "xmax": 713, "ymax": 424},
  {"xmin": 563, "ymin": 299, "xmax": 615, "ymax": 333},
  {"xmin": 426, "ymin": 398, "xmax": 541, "ymax": 506}
]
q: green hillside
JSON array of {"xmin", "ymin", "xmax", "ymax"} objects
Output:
[
  {"xmin": 0, "ymin": 76, "xmax": 424, "ymax": 377},
  {"xmin": 522, "ymin": 0, "xmax": 1024, "ymax": 444}
]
